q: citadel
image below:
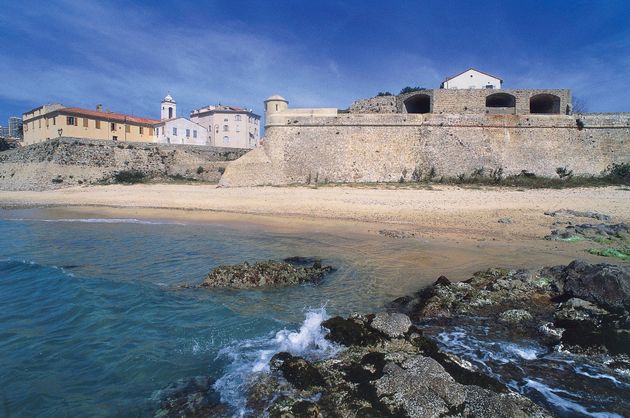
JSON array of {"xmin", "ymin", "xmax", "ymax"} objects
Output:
[{"xmin": 220, "ymin": 68, "xmax": 629, "ymax": 186}]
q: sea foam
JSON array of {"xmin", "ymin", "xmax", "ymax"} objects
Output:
[{"xmin": 213, "ymin": 308, "xmax": 339, "ymax": 416}]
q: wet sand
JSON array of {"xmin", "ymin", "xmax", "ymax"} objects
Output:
[
  {"xmin": 1, "ymin": 184, "xmax": 628, "ymax": 239},
  {"xmin": 1, "ymin": 184, "xmax": 627, "ymax": 283}
]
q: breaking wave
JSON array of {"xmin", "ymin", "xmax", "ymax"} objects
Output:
[{"xmin": 213, "ymin": 307, "xmax": 340, "ymax": 417}]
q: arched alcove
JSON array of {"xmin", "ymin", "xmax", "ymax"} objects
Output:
[
  {"xmin": 486, "ymin": 93, "xmax": 516, "ymax": 108},
  {"xmin": 530, "ymin": 94, "xmax": 561, "ymax": 114},
  {"xmin": 404, "ymin": 94, "xmax": 431, "ymax": 114}
]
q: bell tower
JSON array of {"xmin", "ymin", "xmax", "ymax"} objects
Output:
[{"xmin": 161, "ymin": 93, "xmax": 176, "ymax": 120}]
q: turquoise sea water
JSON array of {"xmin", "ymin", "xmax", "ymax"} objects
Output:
[
  {"xmin": 0, "ymin": 209, "xmax": 441, "ymax": 417},
  {"xmin": 1, "ymin": 209, "xmax": 627, "ymax": 417}
]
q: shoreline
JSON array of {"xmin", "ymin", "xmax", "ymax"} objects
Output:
[{"xmin": 1, "ymin": 183, "xmax": 628, "ymax": 236}]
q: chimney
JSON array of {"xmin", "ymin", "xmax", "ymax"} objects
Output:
[{"xmin": 96, "ymin": 104, "xmax": 103, "ymax": 112}]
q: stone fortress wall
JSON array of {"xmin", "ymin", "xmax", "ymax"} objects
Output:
[
  {"xmin": 219, "ymin": 90, "xmax": 629, "ymax": 187},
  {"xmin": 0, "ymin": 137, "xmax": 248, "ymax": 190}
]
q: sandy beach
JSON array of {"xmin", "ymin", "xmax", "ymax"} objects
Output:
[{"xmin": 1, "ymin": 183, "xmax": 628, "ymax": 241}]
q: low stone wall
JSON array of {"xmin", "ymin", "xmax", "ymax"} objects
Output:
[
  {"xmin": 0, "ymin": 137, "xmax": 249, "ymax": 190},
  {"xmin": 219, "ymin": 113, "xmax": 629, "ymax": 187}
]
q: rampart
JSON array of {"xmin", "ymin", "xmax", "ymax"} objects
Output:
[
  {"xmin": 0, "ymin": 137, "xmax": 248, "ymax": 190},
  {"xmin": 220, "ymin": 111, "xmax": 630, "ymax": 187}
]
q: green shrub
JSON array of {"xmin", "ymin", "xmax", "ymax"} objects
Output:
[
  {"xmin": 197, "ymin": 166, "xmax": 205, "ymax": 174},
  {"xmin": 113, "ymin": 170, "xmax": 146, "ymax": 184},
  {"xmin": 604, "ymin": 162, "xmax": 630, "ymax": 184},
  {"xmin": 399, "ymin": 86, "xmax": 427, "ymax": 95},
  {"xmin": 556, "ymin": 167, "xmax": 574, "ymax": 179},
  {"xmin": 376, "ymin": 91, "xmax": 393, "ymax": 97}
]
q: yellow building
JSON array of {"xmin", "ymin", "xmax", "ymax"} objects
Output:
[{"xmin": 22, "ymin": 104, "xmax": 159, "ymax": 146}]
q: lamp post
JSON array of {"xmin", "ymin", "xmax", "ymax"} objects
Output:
[{"xmin": 57, "ymin": 128, "xmax": 63, "ymax": 138}]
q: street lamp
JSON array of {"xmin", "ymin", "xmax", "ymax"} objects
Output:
[{"xmin": 58, "ymin": 128, "xmax": 63, "ymax": 137}]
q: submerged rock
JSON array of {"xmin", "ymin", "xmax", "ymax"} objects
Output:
[
  {"xmin": 199, "ymin": 258, "xmax": 334, "ymax": 289},
  {"xmin": 152, "ymin": 376, "xmax": 229, "ymax": 418},
  {"xmin": 378, "ymin": 229, "xmax": 417, "ymax": 239}
]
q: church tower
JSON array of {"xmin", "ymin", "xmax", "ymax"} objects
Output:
[{"xmin": 161, "ymin": 93, "xmax": 176, "ymax": 120}]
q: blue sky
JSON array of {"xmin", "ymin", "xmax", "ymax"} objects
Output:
[{"xmin": 1, "ymin": 0, "xmax": 629, "ymax": 123}]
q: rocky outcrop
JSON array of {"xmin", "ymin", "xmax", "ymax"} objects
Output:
[
  {"xmin": 545, "ymin": 260, "xmax": 630, "ymax": 311},
  {"xmin": 544, "ymin": 209, "xmax": 611, "ymax": 221},
  {"xmin": 199, "ymin": 258, "xmax": 334, "ymax": 289},
  {"xmin": 389, "ymin": 260, "xmax": 630, "ymax": 357},
  {"xmin": 249, "ymin": 313, "xmax": 549, "ymax": 418},
  {"xmin": 0, "ymin": 137, "xmax": 248, "ymax": 190}
]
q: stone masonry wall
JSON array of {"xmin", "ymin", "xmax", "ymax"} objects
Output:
[
  {"xmin": 220, "ymin": 113, "xmax": 629, "ymax": 187},
  {"xmin": 350, "ymin": 89, "xmax": 571, "ymax": 115},
  {"xmin": 0, "ymin": 137, "xmax": 248, "ymax": 191}
]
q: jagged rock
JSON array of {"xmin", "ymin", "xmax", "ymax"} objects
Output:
[
  {"xmin": 545, "ymin": 222, "xmax": 630, "ymax": 243},
  {"xmin": 434, "ymin": 276, "xmax": 451, "ymax": 286},
  {"xmin": 387, "ymin": 268, "xmax": 556, "ymax": 321},
  {"xmin": 549, "ymin": 260, "xmax": 630, "ymax": 312},
  {"xmin": 369, "ymin": 312, "xmax": 411, "ymax": 338},
  {"xmin": 270, "ymin": 352, "xmax": 326, "ymax": 390},
  {"xmin": 544, "ymin": 209, "xmax": 611, "ymax": 221},
  {"xmin": 499, "ymin": 309, "xmax": 533, "ymax": 324},
  {"xmin": 322, "ymin": 316, "xmax": 383, "ymax": 346},
  {"xmin": 200, "ymin": 259, "xmax": 334, "ymax": 289}
]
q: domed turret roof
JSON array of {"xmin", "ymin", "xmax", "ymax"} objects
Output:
[
  {"xmin": 266, "ymin": 94, "xmax": 287, "ymax": 101},
  {"xmin": 162, "ymin": 93, "xmax": 175, "ymax": 103}
]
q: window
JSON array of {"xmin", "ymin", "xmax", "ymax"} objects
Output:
[
  {"xmin": 156, "ymin": 127, "xmax": 159, "ymax": 136},
  {"xmin": 224, "ymin": 118, "xmax": 228, "ymax": 122},
  {"xmin": 235, "ymin": 115, "xmax": 241, "ymax": 121},
  {"xmin": 95, "ymin": 120, "xmax": 100, "ymax": 129},
  {"xmin": 46, "ymin": 118, "xmax": 49, "ymax": 128},
  {"xmin": 186, "ymin": 128, "xmax": 190, "ymax": 137},
  {"xmin": 66, "ymin": 116, "xmax": 76, "ymax": 126},
  {"xmin": 125, "ymin": 125, "xmax": 131, "ymax": 133},
  {"xmin": 149, "ymin": 128, "xmax": 154, "ymax": 136},
  {"xmin": 111, "ymin": 122, "xmax": 116, "ymax": 131},
  {"xmin": 193, "ymin": 130, "xmax": 197, "ymax": 138},
  {"xmin": 223, "ymin": 125, "xmax": 228, "ymax": 132},
  {"xmin": 215, "ymin": 125, "xmax": 219, "ymax": 133},
  {"xmin": 236, "ymin": 125, "xmax": 240, "ymax": 132},
  {"xmin": 53, "ymin": 117, "xmax": 56, "ymax": 126},
  {"xmin": 173, "ymin": 127, "xmax": 177, "ymax": 136},
  {"xmin": 139, "ymin": 126, "xmax": 144, "ymax": 135},
  {"xmin": 112, "ymin": 136, "xmax": 118, "ymax": 141},
  {"xmin": 223, "ymin": 136, "xmax": 229, "ymax": 144},
  {"xmin": 83, "ymin": 118, "xmax": 89, "ymax": 127}
]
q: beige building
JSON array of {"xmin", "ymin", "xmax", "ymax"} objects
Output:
[
  {"xmin": 190, "ymin": 105, "xmax": 261, "ymax": 148},
  {"xmin": 22, "ymin": 104, "xmax": 159, "ymax": 146}
]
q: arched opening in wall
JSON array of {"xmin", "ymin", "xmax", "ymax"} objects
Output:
[
  {"xmin": 530, "ymin": 94, "xmax": 561, "ymax": 114},
  {"xmin": 404, "ymin": 94, "xmax": 431, "ymax": 114},
  {"xmin": 486, "ymin": 93, "xmax": 516, "ymax": 109}
]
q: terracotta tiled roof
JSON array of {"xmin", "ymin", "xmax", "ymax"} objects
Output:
[{"xmin": 59, "ymin": 107, "xmax": 160, "ymax": 125}]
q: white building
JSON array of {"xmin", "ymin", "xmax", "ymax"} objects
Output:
[
  {"xmin": 154, "ymin": 94, "xmax": 208, "ymax": 145},
  {"xmin": 190, "ymin": 105, "xmax": 261, "ymax": 149},
  {"xmin": 441, "ymin": 68, "xmax": 502, "ymax": 90}
]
